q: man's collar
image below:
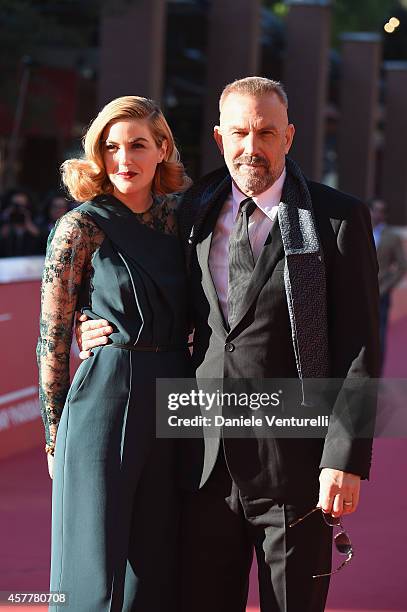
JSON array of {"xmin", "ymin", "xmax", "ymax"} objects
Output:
[{"xmin": 231, "ymin": 167, "xmax": 286, "ymax": 221}]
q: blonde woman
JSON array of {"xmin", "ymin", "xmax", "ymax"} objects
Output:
[{"xmin": 37, "ymin": 96, "xmax": 191, "ymax": 611}]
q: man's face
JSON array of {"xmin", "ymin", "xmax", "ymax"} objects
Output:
[{"xmin": 214, "ymin": 92, "xmax": 295, "ymax": 196}]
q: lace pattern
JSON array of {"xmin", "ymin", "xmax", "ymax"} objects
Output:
[
  {"xmin": 133, "ymin": 193, "xmax": 180, "ymax": 236},
  {"xmin": 36, "ymin": 210, "xmax": 104, "ymax": 447}
]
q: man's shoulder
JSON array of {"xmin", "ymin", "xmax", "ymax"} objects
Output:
[
  {"xmin": 307, "ymin": 180, "xmax": 363, "ymax": 208},
  {"xmin": 178, "ymin": 166, "xmax": 231, "ymax": 231},
  {"xmin": 307, "ymin": 180, "xmax": 369, "ymax": 223},
  {"xmin": 184, "ymin": 166, "xmax": 230, "ymax": 202}
]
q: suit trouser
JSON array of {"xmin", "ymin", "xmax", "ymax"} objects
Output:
[{"xmin": 180, "ymin": 450, "xmax": 332, "ymax": 612}]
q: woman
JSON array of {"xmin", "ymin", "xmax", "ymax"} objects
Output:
[{"xmin": 37, "ymin": 96, "xmax": 191, "ymax": 611}]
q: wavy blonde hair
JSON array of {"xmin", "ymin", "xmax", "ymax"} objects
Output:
[{"xmin": 61, "ymin": 96, "xmax": 190, "ymax": 201}]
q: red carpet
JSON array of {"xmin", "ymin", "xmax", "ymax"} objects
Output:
[{"xmin": 1, "ymin": 284, "xmax": 406, "ymax": 611}]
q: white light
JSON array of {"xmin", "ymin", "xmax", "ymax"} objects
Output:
[
  {"xmin": 389, "ymin": 17, "xmax": 401, "ymax": 28},
  {"xmin": 384, "ymin": 22, "xmax": 395, "ymax": 33}
]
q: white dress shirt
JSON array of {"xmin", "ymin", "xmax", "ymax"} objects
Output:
[{"xmin": 208, "ymin": 168, "xmax": 286, "ymax": 320}]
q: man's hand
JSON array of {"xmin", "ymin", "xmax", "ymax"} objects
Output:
[
  {"xmin": 75, "ymin": 313, "xmax": 113, "ymax": 359},
  {"xmin": 318, "ymin": 468, "xmax": 361, "ymax": 517}
]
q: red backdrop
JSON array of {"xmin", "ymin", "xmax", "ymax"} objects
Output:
[{"xmin": 0, "ymin": 280, "xmax": 80, "ymax": 460}]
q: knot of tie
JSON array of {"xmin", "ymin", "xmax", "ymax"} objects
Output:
[{"xmin": 239, "ymin": 197, "xmax": 257, "ymax": 218}]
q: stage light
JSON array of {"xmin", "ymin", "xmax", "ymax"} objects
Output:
[{"xmin": 384, "ymin": 22, "xmax": 395, "ymax": 33}]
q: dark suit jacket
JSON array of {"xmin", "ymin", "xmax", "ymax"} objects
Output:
[{"xmin": 178, "ymin": 165, "xmax": 380, "ymax": 504}]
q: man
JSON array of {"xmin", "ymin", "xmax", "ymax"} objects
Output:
[
  {"xmin": 79, "ymin": 77, "xmax": 380, "ymax": 611},
  {"xmin": 0, "ymin": 188, "xmax": 41, "ymax": 257},
  {"xmin": 370, "ymin": 198, "xmax": 406, "ymax": 370}
]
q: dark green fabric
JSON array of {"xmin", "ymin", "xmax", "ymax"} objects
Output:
[{"xmin": 50, "ymin": 197, "xmax": 190, "ymax": 611}]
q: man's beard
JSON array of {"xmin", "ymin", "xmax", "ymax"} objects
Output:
[{"xmin": 231, "ymin": 155, "xmax": 278, "ymax": 195}]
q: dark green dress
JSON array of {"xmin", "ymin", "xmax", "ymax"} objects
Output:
[{"xmin": 38, "ymin": 195, "xmax": 190, "ymax": 611}]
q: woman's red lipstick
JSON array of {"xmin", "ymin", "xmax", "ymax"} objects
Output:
[{"xmin": 117, "ymin": 171, "xmax": 136, "ymax": 178}]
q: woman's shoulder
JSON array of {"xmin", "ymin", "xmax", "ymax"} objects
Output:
[{"xmin": 47, "ymin": 207, "xmax": 105, "ymax": 251}]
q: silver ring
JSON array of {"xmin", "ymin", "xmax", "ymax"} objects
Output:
[{"xmin": 344, "ymin": 501, "xmax": 353, "ymax": 506}]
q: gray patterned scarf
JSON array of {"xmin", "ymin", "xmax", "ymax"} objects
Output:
[{"xmin": 278, "ymin": 157, "xmax": 329, "ymax": 388}]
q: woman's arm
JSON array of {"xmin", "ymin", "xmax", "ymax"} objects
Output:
[{"xmin": 36, "ymin": 210, "xmax": 103, "ymax": 457}]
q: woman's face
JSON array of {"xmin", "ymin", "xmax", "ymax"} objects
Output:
[{"xmin": 102, "ymin": 119, "xmax": 167, "ymax": 200}]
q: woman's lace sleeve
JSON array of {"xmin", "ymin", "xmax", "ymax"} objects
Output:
[{"xmin": 36, "ymin": 210, "xmax": 104, "ymax": 453}]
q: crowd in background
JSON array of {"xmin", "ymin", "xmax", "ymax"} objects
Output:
[{"xmin": 0, "ymin": 188, "xmax": 76, "ymax": 258}]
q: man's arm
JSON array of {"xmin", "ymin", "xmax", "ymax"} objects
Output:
[{"xmin": 318, "ymin": 198, "xmax": 380, "ymax": 516}]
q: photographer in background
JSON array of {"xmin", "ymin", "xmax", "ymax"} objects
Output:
[
  {"xmin": 37, "ymin": 189, "xmax": 73, "ymax": 252},
  {"xmin": 0, "ymin": 188, "xmax": 41, "ymax": 257}
]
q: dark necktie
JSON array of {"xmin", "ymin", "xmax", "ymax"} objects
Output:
[{"xmin": 227, "ymin": 197, "xmax": 257, "ymax": 329}]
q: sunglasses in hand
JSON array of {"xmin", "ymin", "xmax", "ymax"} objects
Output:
[{"xmin": 289, "ymin": 507, "xmax": 353, "ymax": 578}]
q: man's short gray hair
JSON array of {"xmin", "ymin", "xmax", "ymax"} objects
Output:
[{"xmin": 219, "ymin": 76, "xmax": 288, "ymax": 111}]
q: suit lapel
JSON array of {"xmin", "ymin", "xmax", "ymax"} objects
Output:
[
  {"xmin": 196, "ymin": 225, "xmax": 228, "ymax": 333},
  {"xmin": 194, "ymin": 177, "xmax": 232, "ymax": 333},
  {"xmin": 190, "ymin": 174, "xmax": 231, "ymax": 246}
]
